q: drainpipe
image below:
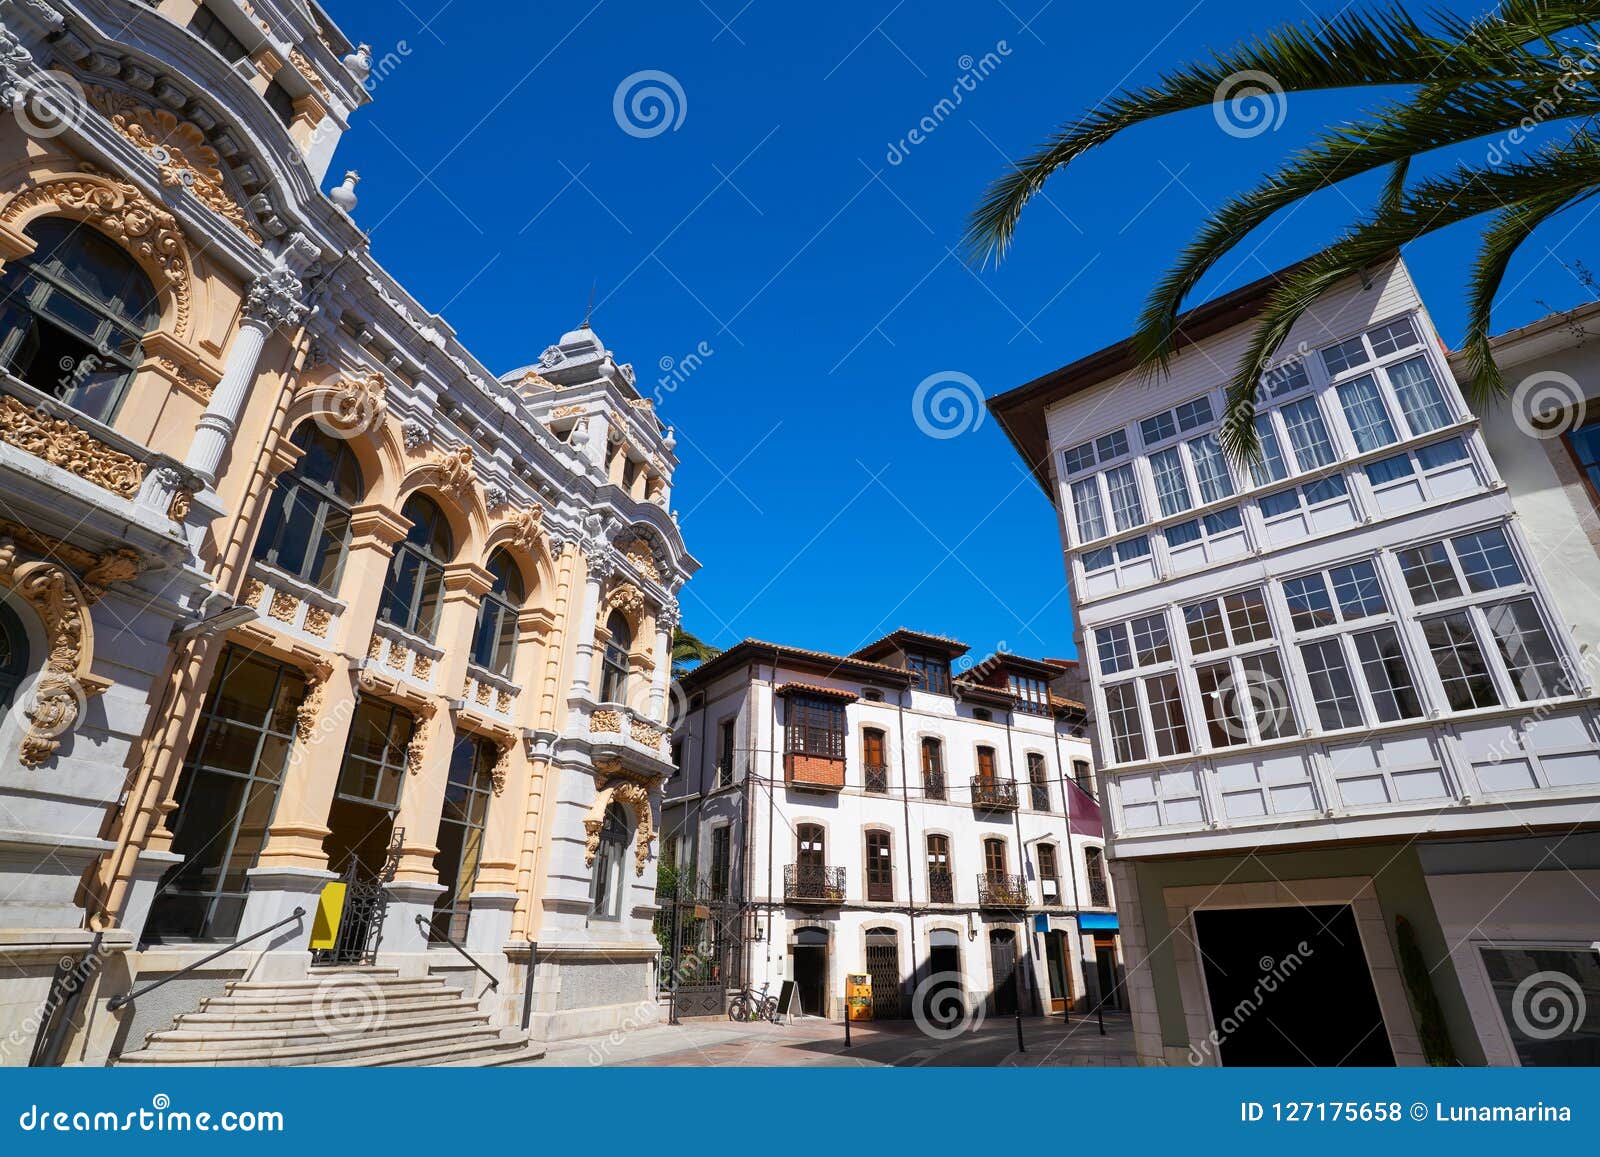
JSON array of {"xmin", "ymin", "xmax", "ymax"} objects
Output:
[
  {"xmin": 766, "ymin": 649, "xmax": 780, "ymax": 987},
  {"xmin": 1054, "ymin": 721, "xmax": 1084, "ymax": 1012},
  {"xmin": 894, "ymin": 685, "xmax": 918, "ymax": 1002},
  {"xmin": 1002, "ymin": 708, "xmax": 1035, "ymax": 1016}
]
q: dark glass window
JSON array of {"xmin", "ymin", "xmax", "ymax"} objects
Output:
[
  {"xmin": 589, "ymin": 802, "xmax": 630, "ymax": 919},
  {"xmin": 430, "ymin": 735, "xmax": 496, "ymax": 942},
  {"xmin": 188, "ymin": 4, "xmax": 250, "ymax": 61},
  {"xmin": 252, "ymin": 425, "xmax": 362, "ymax": 593},
  {"xmin": 926, "ymin": 834, "xmax": 952, "ymax": 903},
  {"xmin": 921, "ymin": 737, "xmax": 945, "ymax": 799},
  {"xmin": 1084, "ymin": 846, "xmax": 1111, "ymax": 906},
  {"xmin": 709, "ymin": 826, "xmax": 731, "ymax": 899},
  {"xmin": 983, "ymin": 837, "xmax": 1008, "ymax": 879},
  {"xmin": 907, "ymin": 652, "xmax": 951, "ymax": 694},
  {"xmin": 599, "ymin": 610, "xmax": 631, "ymax": 703},
  {"xmin": 471, "ymin": 550, "xmax": 525, "ymax": 676},
  {"xmin": 336, "ymin": 698, "xmax": 415, "ymax": 809},
  {"xmin": 1037, "ymin": 843, "xmax": 1060, "ymax": 903},
  {"xmin": 1027, "ymin": 752, "xmax": 1050, "ymax": 810},
  {"xmin": 0, "ymin": 218, "xmax": 160, "ymax": 423},
  {"xmin": 865, "ymin": 829, "xmax": 892, "ymax": 901},
  {"xmin": 1567, "ymin": 416, "xmax": 1600, "ymax": 504},
  {"xmin": 381, "ymin": 495, "xmax": 453, "ymax": 640},
  {"xmin": 146, "ymin": 648, "xmax": 307, "ymax": 941},
  {"xmin": 1010, "ymin": 674, "xmax": 1051, "ymax": 716},
  {"xmin": 717, "ymin": 717, "xmax": 735, "ymax": 787},
  {"xmin": 862, "ymin": 727, "xmax": 888, "ymax": 792},
  {"xmin": 785, "ymin": 695, "xmax": 845, "ymax": 758}
]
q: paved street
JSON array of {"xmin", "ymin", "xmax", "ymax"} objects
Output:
[{"xmin": 537, "ymin": 1010, "xmax": 1137, "ymax": 1068}]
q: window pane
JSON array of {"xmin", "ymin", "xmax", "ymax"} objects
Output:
[
  {"xmin": 1140, "ymin": 411, "xmax": 1176, "ymax": 446},
  {"xmin": 1423, "ymin": 613, "xmax": 1501, "ymax": 711},
  {"xmin": 1353, "ymin": 627, "xmax": 1424, "ymax": 721},
  {"xmin": 1082, "ymin": 546, "xmax": 1113, "ymax": 572},
  {"xmin": 1249, "ymin": 416, "xmax": 1289, "ymax": 486},
  {"xmin": 1485, "ymin": 598, "xmax": 1569, "ymax": 701},
  {"xmin": 1183, "ymin": 599, "xmax": 1228, "ymax": 654},
  {"xmin": 1478, "ymin": 946, "xmax": 1600, "ymax": 1066},
  {"xmin": 1337, "ymin": 374, "xmax": 1398, "ymax": 452},
  {"xmin": 1145, "ymin": 673, "xmax": 1191, "ymax": 756},
  {"xmin": 1387, "ymin": 355, "xmax": 1452, "ymax": 434},
  {"xmin": 1282, "ymin": 398, "xmax": 1336, "ymax": 470},
  {"xmin": 1367, "ymin": 317, "xmax": 1419, "ymax": 357},
  {"xmin": 1116, "ymin": 535, "xmax": 1151, "ymax": 561},
  {"xmin": 1104, "ymin": 463, "xmax": 1146, "ymax": 530},
  {"xmin": 1303, "ymin": 474, "xmax": 1348, "ymax": 505},
  {"xmin": 1063, "ymin": 443, "xmax": 1095, "ymax": 475},
  {"xmin": 1262, "ymin": 359, "xmax": 1309, "ymax": 397},
  {"xmin": 1176, "ymin": 397, "xmax": 1213, "ymax": 431},
  {"xmin": 1329, "ymin": 560, "xmax": 1387, "ymax": 619},
  {"xmin": 1097, "ymin": 429, "xmax": 1129, "ymax": 460},
  {"xmin": 1103, "ymin": 682, "xmax": 1146, "ymax": 763},
  {"xmin": 1259, "ymin": 489, "xmax": 1299, "ymax": 519},
  {"xmin": 1187, "ymin": 434, "xmax": 1235, "ymax": 502},
  {"xmin": 1195, "ymin": 662, "xmax": 1245, "ymax": 746},
  {"xmin": 1453, "ymin": 527, "xmax": 1522, "ymax": 591},
  {"xmin": 1131, "ymin": 613, "xmax": 1172, "ymax": 666},
  {"xmin": 1097, "ymin": 625, "xmax": 1132, "ymax": 675},
  {"xmin": 1365, "ymin": 453, "xmax": 1414, "ymax": 486},
  {"xmin": 1283, "ymin": 574, "xmax": 1335, "ymax": 632},
  {"xmin": 1241, "ymin": 651, "xmax": 1298, "ymax": 740},
  {"xmin": 1148, "ymin": 447, "xmax": 1192, "ymax": 517},
  {"xmin": 1071, "ymin": 478, "xmax": 1106, "ymax": 541},
  {"xmin": 1166, "ymin": 519, "xmax": 1201, "ymax": 547},
  {"xmin": 1320, "ymin": 334, "xmax": 1368, "ymax": 376},
  {"xmin": 1223, "ymin": 588, "xmax": 1273, "ymax": 644},
  {"xmin": 1300, "ymin": 639, "xmax": 1363, "ymax": 730},
  {"xmin": 1397, "ymin": 542, "xmax": 1463, "ymax": 604}
]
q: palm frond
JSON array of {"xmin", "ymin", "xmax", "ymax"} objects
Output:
[{"xmin": 966, "ymin": 2, "xmax": 1596, "ymax": 264}]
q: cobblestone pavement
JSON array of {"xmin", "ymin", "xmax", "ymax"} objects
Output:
[{"xmin": 536, "ymin": 1009, "xmax": 1137, "ymax": 1068}]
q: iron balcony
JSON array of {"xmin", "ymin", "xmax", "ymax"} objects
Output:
[
  {"xmin": 784, "ymin": 863, "xmax": 847, "ymax": 905},
  {"xmin": 977, "ymin": 872, "xmax": 1030, "ymax": 909},
  {"xmin": 971, "ymin": 776, "xmax": 1020, "ymax": 811}
]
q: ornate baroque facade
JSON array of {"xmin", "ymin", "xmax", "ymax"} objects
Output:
[{"xmin": 0, "ymin": 0, "xmax": 695, "ymax": 1065}]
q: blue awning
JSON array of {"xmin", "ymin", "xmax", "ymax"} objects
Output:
[{"xmin": 1076, "ymin": 912, "xmax": 1119, "ymax": 931}]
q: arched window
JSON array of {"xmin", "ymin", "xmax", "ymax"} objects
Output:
[
  {"xmin": 471, "ymin": 549, "xmax": 525, "ymax": 675},
  {"xmin": 381, "ymin": 495, "xmax": 453, "ymax": 640},
  {"xmin": 252, "ymin": 425, "xmax": 363, "ymax": 593},
  {"xmin": 599, "ymin": 609, "xmax": 631, "ymax": 703},
  {"xmin": 589, "ymin": 802, "xmax": 629, "ymax": 919},
  {"xmin": 0, "ymin": 218, "xmax": 159, "ymax": 423},
  {"xmin": 0, "ymin": 600, "xmax": 29, "ymax": 710}
]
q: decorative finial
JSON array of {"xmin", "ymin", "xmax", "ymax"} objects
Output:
[
  {"xmin": 344, "ymin": 43, "xmax": 372, "ymax": 79},
  {"xmin": 330, "ymin": 170, "xmax": 360, "ymax": 213},
  {"xmin": 581, "ymin": 279, "xmax": 597, "ymax": 330}
]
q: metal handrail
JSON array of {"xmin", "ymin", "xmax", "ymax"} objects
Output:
[
  {"xmin": 415, "ymin": 914, "xmax": 499, "ymax": 990},
  {"xmin": 106, "ymin": 908, "xmax": 306, "ymax": 1012}
]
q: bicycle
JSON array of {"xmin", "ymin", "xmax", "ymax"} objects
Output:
[{"xmin": 727, "ymin": 983, "xmax": 779, "ymax": 1023}]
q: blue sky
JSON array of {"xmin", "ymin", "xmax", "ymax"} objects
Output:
[{"xmin": 321, "ymin": 0, "xmax": 1597, "ymax": 663}]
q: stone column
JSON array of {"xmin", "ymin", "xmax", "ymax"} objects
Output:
[
  {"xmin": 568, "ymin": 537, "xmax": 614, "ymax": 699},
  {"xmin": 649, "ymin": 597, "xmax": 678, "ymax": 722},
  {"xmin": 185, "ymin": 266, "xmax": 308, "ymax": 487}
]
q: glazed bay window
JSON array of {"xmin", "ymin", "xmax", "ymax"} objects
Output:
[
  {"xmin": 1184, "ymin": 588, "xmax": 1297, "ymax": 747},
  {"xmin": 1353, "ymin": 626, "xmax": 1426, "ymax": 722},
  {"xmin": 1283, "ymin": 559, "xmax": 1388, "ymax": 631},
  {"xmin": 1365, "ymin": 436, "xmax": 1479, "ymax": 515},
  {"xmin": 1070, "ymin": 478, "xmax": 1107, "ymax": 541},
  {"xmin": 1163, "ymin": 505, "xmax": 1247, "ymax": 572},
  {"xmin": 907, "ymin": 652, "xmax": 952, "ymax": 694},
  {"xmin": 1278, "ymin": 397, "xmax": 1337, "ymax": 471},
  {"xmin": 1257, "ymin": 472, "xmax": 1357, "ymax": 545},
  {"xmin": 1079, "ymin": 533, "xmax": 1156, "ymax": 595},
  {"xmin": 1148, "ymin": 446, "xmax": 1193, "ymax": 517},
  {"xmin": 1103, "ymin": 463, "xmax": 1145, "ymax": 532},
  {"xmin": 1336, "ymin": 373, "xmax": 1399, "ymax": 452},
  {"xmin": 1104, "ymin": 682, "xmax": 1146, "ymax": 763},
  {"xmin": 1061, "ymin": 428, "xmax": 1130, "ymax": 478},
  {"xmin": 786, "ymin": 695, "xmax": 846, "ymax": 758},
  {"xmin": 1399, "ymin": 525, "xmax": 1573, "ymax": 708},
  {"xmin": 1010, "ymin": 673, "xmax": 1050, "ymax": 716}
]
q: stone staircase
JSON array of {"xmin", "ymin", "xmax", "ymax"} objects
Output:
[{"xmin": 116, "ymin": 967, "xmax": 545, "ymax": 1067}]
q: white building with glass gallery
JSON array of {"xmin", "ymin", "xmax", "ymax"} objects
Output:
[{"xmin": 990, "ymin": 255, "xmax": 1600, "ymax": 1069}]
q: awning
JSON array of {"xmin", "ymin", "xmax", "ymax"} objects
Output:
[{"xmin": 1077, "ymin": 912, "xmax": 1119, "ymax": 931}]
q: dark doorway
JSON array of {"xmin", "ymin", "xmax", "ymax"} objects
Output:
[
  {"xmin": 989, "ymin": 929, "xmax": 1018, "ymax": 1015},
  {"xmin": 1193, "ymin": 904, "xmax": 1396, "ymax": 1066},
  {"xmin": 923, "ymin": 928, "xmax": 962, "ymax": 1029},
  {"xmin": 1095, "ymin": 938, "xmax": 1121, "ymax": 1009},
  {"xmin": 1044, "ymin": 930, "xmax": 1073, "ymax": 1013},
  {"xmin": 865, "ymin": 927, "xmax": 901, "ymax": 1017},
  {"xmin": 793, "ymin": 927, "xmax": 828, "ymax": 1017}
]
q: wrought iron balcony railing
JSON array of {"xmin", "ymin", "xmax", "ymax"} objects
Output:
[
  {"xmin": 864, "ymin": 763, "xmax": 889, "ymax": 794},
  {"xmin": 927, "ymin": 867, "xmax": 954, "ymax": 904},
  {"xmin": 971, "ymin": 776, "xmax": 1019, "ymax": 810},
  {"xmin": 784, "ymin": 863, "xmax": 846, "ymax": 904},
  {"xmin": 977, "ymin": 872, "xmax": 1029, "ymax": 909},
  {"xmin": 924, "ymin": 771, "xmax": 946, "ymax": 800}
]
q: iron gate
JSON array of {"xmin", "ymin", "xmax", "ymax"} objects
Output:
[
  {"xmin": 312, "ymin": 827, "xmax": 403, "ymax": 966},
  {"xmin": 654, "ymin": 882, "xmax": 743, "ymax": 1017},
  {"xmin": 865, "ymin": 929, "xmax": 903, "ymax": 1017}
]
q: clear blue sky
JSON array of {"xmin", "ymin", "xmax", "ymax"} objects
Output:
[{"xmin": 321, "ymin": 0, "xmax": 1595, "ymax": 663}]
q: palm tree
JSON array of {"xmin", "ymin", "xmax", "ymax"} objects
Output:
[
  {"xmin": 671, "ymin": 626, "xmax": 721, "ymax": 677},
  {"xmin": 967, "ymin": 2, "xmax": 1600, "ymax": 460}
]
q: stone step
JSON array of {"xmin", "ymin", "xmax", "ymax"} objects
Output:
[
  {"xmin": 118, "ymin": 1022, "xmax": 510, "ymax": 1066},
  {"xmin": 201, "ymin": 981, "xmax": 457, "ymax": 1011},
  {"xmin": 151, "ymin": 1007, "xmax": 491, "ymax": 1046},
  {"xmin": 172, "ymin": 995, "xmax": 471, "ymax": 1032}
]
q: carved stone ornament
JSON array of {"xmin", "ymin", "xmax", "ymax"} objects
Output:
[
  {"xmin": 604, "ymin": 581, "xmax": 647, "ymax": 621},
  {"xmin": 589, "ymin": 709, "xmax": 622, "ymax": 735},
  {"xmin": 621, "ymin": 537, "xmax": 660, "ymax": 582},
  {"xmin": 508, "ymin": 504, "xmax": 544, "ymax": 554},
  {"xmin": 293, "ymin": 661, "xmax": 333, "ymax": 742},
  {"xmin": 0, "ymin": 394, "xmax": 144, "ymax": 498},
  {"xmin": 0, "ymin": 174, "xmax": 190, "ymax": 334},
  {"xmin": 288, "ymin": 48, "xmax": 333, "ymax": 102},
  {"xmin": 324, "ymin": 369, "xmax": 386, "ymax": 433},
  {"xmin": 245, "ymin": 267, "xmax": 307, "ymax": 332},
  {"xmin": 402, "ymin": 419, "xmax": 429, "ymax": 451},
  {"xmin": 0, "ymin": 534, "xmax": 138, "ymax": 767},
  {"xmin": 84, "ymin": 86, "xmax": 261, "ymax": 243},
  {"xmin": 489, "ymin": 740, "xmax": 513, "ymax": 796},
  {"xmin": 582, "ymin": 780, "xmax": 654, "ymax": 877},
  {"xmin": 434, "ymin": 445, "xmax": 477, "ymax": 501}
]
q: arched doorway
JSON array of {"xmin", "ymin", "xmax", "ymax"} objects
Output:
[
  {"xmin": 923, "ymin": 927, "xmax": 963, "ymax": 1030},
  {"xmin": 864, "ymin": 926, "xmax": 901, "ymax": 1018},
  {"xmin": 792, "ymin": 926, "xmax": 829, "ymax": 1017}
]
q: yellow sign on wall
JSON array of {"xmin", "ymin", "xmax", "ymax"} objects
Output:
[
  {"xmin": 846, "ymin": 973, "xmax": 873, "ymax": 1021},
  {"xmin": 309, "ymin": 881, "xmax": 347, "ymax": 950}
]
